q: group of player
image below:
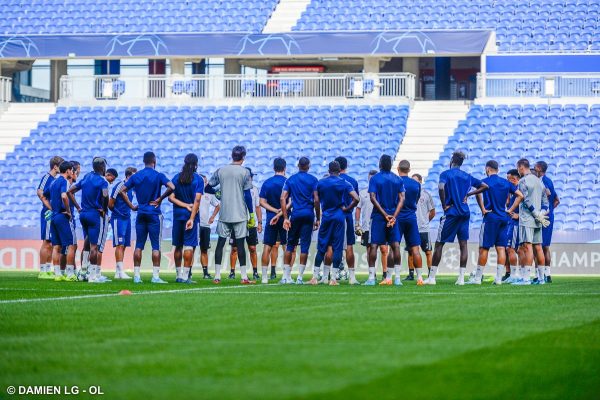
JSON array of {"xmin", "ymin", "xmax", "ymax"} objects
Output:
[{"xmin": 35, "ymin": 145, "xmax": 559, "ymax": 286}]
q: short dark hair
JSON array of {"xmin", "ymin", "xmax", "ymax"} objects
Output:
[
  {"xmin": 106, "ymin": 168, "xmax": 118, "ymax": 178},
  {"xmin": 70, "ymin": 160, "xmax": 80, "ymax": 170},
  {"xmin": 273, "ymin": 157, "xmax": 286, "ymax": 172},
  {"xmin": 143, "ymin": 151, "xmax": 156, "ymax": 165},
  {"xmin": 125, "ymin": 167, "xmax": 137, "ymax": 178},
  {"xmin": 517, "ymin": 158, "xmax": 530, "ymax": 168},
  {"xmin": 485, "ymin": 160, "xmax": 499, "ymax": 170},
  {"xmin": 328, "ymin": 161, "xmax": 341, "ymax": 174},
  {"xmin": 232, "ymin": 145, "xmax": 246, "ymax": 162},
  {"xmin": 379, "ymin": 154, "xmax": 392, "ymax": 172},
  {"xmin": 412, "ymin": 173, "xmax": 423, "ymax": 183},
  {"xmin": 451, "ymin": 151, "xmax": 466, "ymax": 167},
  {"xmin": 334, "ymin": 156, "xmax": 348, "ymax": 171},
  {"xmin": 369, "ymin": 169, "xmax": 378, "ymax": 177},
  {"xmin": 535, "ymin": 161, "xmax": 548, "ymax": 173},
  {"xmin": 50, "ymin": 156, "xmax": 64, "ymax": 169},
  {"xmin": 298, "ymin": 157, "xmax": 310, "ymax": 171},
  {"xmin": 507, "ymin": 169, "xmax": 520, "ymax": 178},
  {"xmin": 398, "ymin": 160, "xmax": 410, "ymax": 173},
  {"xmin": 92, "ymin": 157, "xmax": 107, "ymax": 174},
  {"xmin": 59, "ymin": 161, "xmax": 73, "ymax": 173}
]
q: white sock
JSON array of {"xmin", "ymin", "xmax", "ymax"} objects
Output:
[
  {"xmin": 510, "ymin": 265, "xmax": 516, "ymax": 276},
  {"xmin": 134, "ymin": 266, "xmax": 141, "ymax": 279},
  {"xmin": 368, "ymin": 267, "xmax": 375, "ymax": 280},
  {"xmin": 349, "ymin": 268, "xmax": 356, "ymax": 281},
  {"xmin": 313, "ymin": 266, "xmax": 321, "ymax": 279},
  {"xmin": 176, "ymin": 266, "xmax": 182, "ymax": 279},
  {"xmin": 116, "ymin": 261, "xmax": 124, "ymax": 273},
  {"xmin": 323, "ymin": 265, "xmax": 331, "ymax": 281},
  {"xmin": 415, "ymin": 267, "xmax": 423, "ymax": 280},
  {"xmin": 183, "ymin": 267, "xmax": 190, "ymax": 280},
  {"xmin": 82, "ymin": 251, "xmax": 90, "ymax": 268},
  {"xmin": 283, "ymin": 265, "xmax": 291, "ymax": 280},
  {"xmin": 240, "ymin": 265, "xmax": 248, "ymax": 280},
  {"xmin": 261, "ymin": 266, "xmax": 268, "ymax": 278},
  {"xmin": 66, "ymin": 265, "xmax": 74, "ymax": 277},
  {"xmin": 545, "ymin": 266, "xmax": 551, "ymax": 277},
  {"xmin": 97, "ymin": 265, "xmax": 102, "ymax": 277},
  {"xmin": 54, "ymin": 265, "xmax": 61, "ymax": 276},
  {"xmin": 152, "ymin": 266, "xmax": 160, "ymax": 279},
  {"xmin": 215, "ymin": 264, "xmax": 222, "ymax": 280},
  {"xmin": 40, "ymin": 263, "xmax": 47, "ymax": 272},
  {"xmin": 394, "ymin": 265, "xmax": 401, "ymax": 279},
  {"xmin": 521, "ymin": 266, "xmax": 528, "ymax": 280},
  {"xmin": 475, "ymin": 265, "xmax": 484, "ymax": 281},
  {"xmin": 496, "ymin": 265, "xmax": 504, "ymax": 281},
  {"xmin": 537, "ymin": 267, "xmax": 544, "ymax": 281},
  {"xmin": 298, "ymin": 264, "xmax": 306, "ymax": 279},
  {"xmin": 430, "ymin": 266, "xmax": 438, "ymax": 279},
  {"xmin": 89, "ymin": 265, "xmax": 97, "ymax": 280},
  {"xmin": 458, "ymin": 267, "xmax": 466, "ymax": 280},
  {"xmin": 528, "ymin": 265, "xmax": 535, "ymax": 280}
]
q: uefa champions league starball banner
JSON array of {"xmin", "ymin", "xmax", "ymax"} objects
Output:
[
  {"xmin": 1, "ymin": 240, "xmax": 600, "ymax": 275},
  {"xmin": 0, "ymin": 30, "xmax": 491, "ymax": 59}
]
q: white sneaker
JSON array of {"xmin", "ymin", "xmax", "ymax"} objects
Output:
[
  {"xmin": 115, "ymin": 271, "xmax": 132, "ymax": 280},
  {"xmin": 320, "ymin": 279, "xmax": 329, "ymax": 285},
  {"xmin": 96, "ymin": 275, "xmax": 112, "ymax": 283},
  {"xmin": 261, "ymin": 278, "xmax": 268, "ymax": 284},
  {"xmin": 455, "ymin": 277, "xmax": 465, "ymax": 286},
  {"xmin": 465, "ymin": 277, "xmax": 481, "ymax": 285},
  {"xmin": 423, "ymin": 277, "xmax": 436, "ymax": 285},
  {"xmin": 493, "ymin": 279, "xmax": 502, "ymax": 285}
]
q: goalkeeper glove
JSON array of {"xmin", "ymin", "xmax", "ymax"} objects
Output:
[
  {"xmin": 533, "ymin": 210, "xmax": 550, "ymax": 228},
  {"xmin": 44, "ymin": 210, "xmax": 52, "ymax": 221},
  {"xmin": 247, "ymin": 212, "xmax": 256, "ymax": 228},
  {"xmin": 354, "ymin": 225, "xmax": 363, "ymax": 236}
]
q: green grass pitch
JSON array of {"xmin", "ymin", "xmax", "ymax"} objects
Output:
[{"xmin": 1, "ymin": 272, "xmax": 599, "ymax": 399}]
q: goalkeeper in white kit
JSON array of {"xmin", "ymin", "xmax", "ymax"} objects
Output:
[{"xmin": 513, "ymin": 159, "xmax": 550, "ymax": 285}]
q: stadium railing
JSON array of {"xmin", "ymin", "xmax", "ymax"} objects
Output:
[
  {"xmin": 478, "ymin": 73, "xmax": 600, "ymax": 98},
  {"xmin": 59, "ymin": 73, "xmax": 415, "ymax": 104},
  {"xmin": 0, "ymin": 77, "xmax": 11, "ymax": 103}
]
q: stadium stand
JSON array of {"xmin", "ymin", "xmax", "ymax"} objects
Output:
[
  {"xmin": 423, "ymin": 104, "xmax": 600, "ymax": 231},
  {"xmin": 293, "ymin": 0, "xmax": 600, "ymax": 52},
  {"xmin": 0, "ymin": 105, "xmax": 409, "ymax": 228},
  {"xmin": 0, "ymin": 0, "xmax": 279, "ymax": 34}
]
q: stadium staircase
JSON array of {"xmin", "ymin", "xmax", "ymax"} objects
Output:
[
  {"xmin": 0, "ymin": 103, "xmax": 55, "ymax": 161},
  {"xmin": 262, "ymin": 0, "xmax": 312, "ymax": 33},
  {"xmin": 393, "ymin": 101, "xmax": 469, "ymax": 178}
]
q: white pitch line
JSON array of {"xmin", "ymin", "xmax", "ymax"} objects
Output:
[
  {"xmin": 0, "ymin": 287, "xmax": 117, "ymax": 293},
  {"xmin": 0, "ymin": 284, "xmax": 276, "ymax": 304}
]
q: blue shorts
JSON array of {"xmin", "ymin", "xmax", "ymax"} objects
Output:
[
  {"xmin": 135, "ymin": 213, "xmax": 163, "ymax": 251},
  {"xmin": 317, "ymin": 215, "xmax": 345, "ymax": 255},
  {"xmin": 172, "ymin": 219, "xmax": 199, "ymax": 247},
  {"xmin": 264, "ymin": 219, "xmax": 287, "ymax": 246},
  {"xmin": 370, "ymin": 216, "xmax": 401, "ymax": 245},
  {"xmin": 344, "ymin": 213, "xmax": 356, "ymax": 246},
  {"xmin": 437, "ymin": 214, "xmax": 469, "ymax": 243},
  {"xmin": 50, "ymin": 213, "xmax": 74, "ymax": 254},
  {"xmin": 542, "ymin": 217, "xmax": 554, "ymax": 247},
  {"xmin": 479, "ymin": 217, "xmax": 508, "ymax": 249},
  {"xmin": 112, "ymin": 217, "xmax": 131, "ymax": 248},
  {"xmin": 80, "ymin": 210, "xmax": 109, "ymax": 251},
  {"xmin": 506, "ymin": 220, "xmax": 519, "ymax": 249},
  {"xmin": 397, "ymin": 216, "xmax": 421, "ymax": 248},
  {"xmin": 286, "ymin": 214, "xmax": 314, "ymax": 254},
  {"xmin": 40, "ymin": 210, "xmax": 51, "ymax": 241}
]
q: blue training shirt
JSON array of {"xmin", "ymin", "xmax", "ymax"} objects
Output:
[
  {"xmin": 74, "ymin": 172, "xmax": 108, "ymax": 213},
  {"xmin": 172, "ymin": 172, "xmax": 204, "ymax": 221},
  {"xmin": 282, "ymin": 171, "xmax": 318, "ymax": 218},
  {"xmin": 439, "ymin": 167, "xmax": 483, "ymax": 217},
  {"xmin": 317, "ymin": 175, "xmax": 355, "ymax": 220},
  {"xmin": 368, "ymin": 171, "xmax": 405, "ymax": 220},
  {"xmin": 37, "ymin": 173, "xmax": 55, "ymax": 212},
  {"xmin": 482, "ymin": 174, "xmax": 517, "ymax": 221},
  {"xmin": 339, "ymin": 173, "xmax": 359, "ymax": 215},
  {"xmin": 541, "ymin": 175, "xmax": 557, "ymax": 217},
  {"xmin": 259, "ymin": 174, "xmax": 286, "ymax": 221},
  {"xmin": 124, "ymin": 167, "xmax": 170, "ymax": 215},
  {"xmin": 48, "ymin": 175, "xmax": 68, "ymax": 217},
  {"xmin": 111, "ymin": 180, "xmax": 135, "ymax": 220},
  {"xmin": 398, "ymin": 175, "xmax": 421, "ymax": 220}
]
